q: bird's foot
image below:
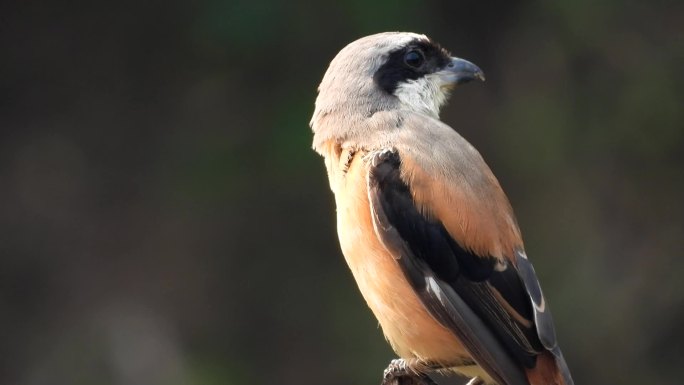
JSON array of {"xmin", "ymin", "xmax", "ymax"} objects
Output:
[
  {"xmin": 465, "ymin": 377, "xmax": 484, "ymax": 385},
  {"xmin": 383, "ymin": 358, "xmax": 411, "ymax": 380},
  {"xmin": 381, "ymin": 359, "xmax": 438, "ymax": 385}
]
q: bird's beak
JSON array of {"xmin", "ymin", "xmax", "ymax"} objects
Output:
[{"xmin": 440, "ymin": 57, "xmax": 485, "ymax": 87}]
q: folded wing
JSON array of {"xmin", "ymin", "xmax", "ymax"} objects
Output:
[{"xmin": 367, "ymin": 149, "xmax": 572, "ymax": 385}]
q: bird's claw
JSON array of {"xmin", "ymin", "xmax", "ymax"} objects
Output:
[
  {"xmin": 381, "ymin": 359, "xmax": 437, "ymax": 385},
  {"xmin": 383, "ymin": 358, "xmax": 409, "ymax": 380}
]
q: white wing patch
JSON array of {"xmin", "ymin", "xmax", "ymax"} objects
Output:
[{"xmin": 533, "ymin": 292, "xmax": 546, "ymax": 312}]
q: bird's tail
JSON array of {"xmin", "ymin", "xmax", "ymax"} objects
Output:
[{"xmin": 525, "ymin": 348, "xmax": 574, "ymax": 385}]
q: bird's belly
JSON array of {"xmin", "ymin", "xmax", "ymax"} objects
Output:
[{"xmin": 335, "ymin": 171, "xmax": 470, "ymax": 365}]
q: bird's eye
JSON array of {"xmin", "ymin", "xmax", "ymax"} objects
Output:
[{"xmin": 404, "ymin": 50, "xmax": 425, "ymax": 68}]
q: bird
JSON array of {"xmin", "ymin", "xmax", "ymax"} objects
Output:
[{"xmin": 310, "ymin": 32, "xmax": 574, "ymax": 385}]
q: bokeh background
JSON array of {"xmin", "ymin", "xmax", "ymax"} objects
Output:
[{"xmin": 2, "ymin": 0, "xmax": 683, "ymax": 384}]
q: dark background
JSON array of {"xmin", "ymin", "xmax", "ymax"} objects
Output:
[{"xmin": 1, "ymin": 1, "xmax": 683, "ymax": 384}]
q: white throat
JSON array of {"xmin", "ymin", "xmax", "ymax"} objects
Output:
[{"xmin": 393, "ymin": 74, "xmax": 450, "ymax": 118}]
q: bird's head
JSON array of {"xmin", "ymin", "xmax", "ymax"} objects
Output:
[{"xmin": 311, "ymin": 32, "xmax": 484, "ymax": 127}]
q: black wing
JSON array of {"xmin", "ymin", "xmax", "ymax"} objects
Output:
[{"xmin": 367, "ymin": 150, "xmax": 560, "ymax": 385}]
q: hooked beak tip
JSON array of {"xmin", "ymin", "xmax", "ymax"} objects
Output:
[{"xmin": 447, "ymin": 57, "xmax": 485, "ymax": 85}]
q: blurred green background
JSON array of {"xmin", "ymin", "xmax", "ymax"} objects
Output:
[{"xmin": 1, "ymin": 0, "xmax": 683, "ymax": 384}]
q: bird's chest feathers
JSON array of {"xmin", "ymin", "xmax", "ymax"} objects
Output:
[
  {"xmin": 327, "ymin": 150, "xmax": 468, "ymax": 362},
  {"xmin": 332, "ymin": 151, "xmax": 394, "ymax": 293}
]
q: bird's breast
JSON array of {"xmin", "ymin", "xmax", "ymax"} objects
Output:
[{"xmin": 331, "ymin": 150, "xmax": 471, "ymax": 365}]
